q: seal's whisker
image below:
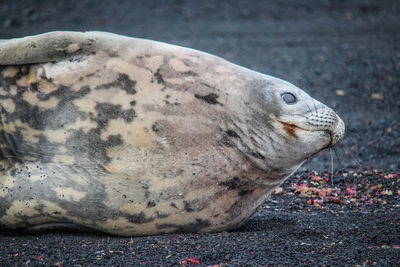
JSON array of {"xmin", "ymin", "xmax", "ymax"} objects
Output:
[
  {"xmin": 330, "ymin": 148, "xmax": 334, "ymax": 186},
  {"xmin": 298, "ymin": 89, "xmax": 313, "ymax": 113},
  {"xmin": 346, "ymin": 127, "xmax": 363, "ymax": 140},
  {"xmin": 302, "ymin": 126, "xmax": 313, "ymax": 155},
  {"xmin": 340, "ymin": 133, "xmax": 364, "ymax": 164},
  {"xmin": 305, "ymin": 103, "xmax": 314, "ymax": 115},
  {"xmin": 333, "ymin": 146, "xmax": 344, "ymax": 170},
  {"xmin": 339, "ymin": 143, "xmax": 362, "ymax": 169},
  {"xmin": 311, "ymin": 97, "xmax": 319, "ymax": 114},
  {"xmin": 295, "ymin": 88, "xmax": 314, "ymax": 115}
]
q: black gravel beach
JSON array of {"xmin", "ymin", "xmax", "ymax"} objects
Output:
[{"xmin": 0, "ymin": 0, "xmax": 399, "ymax": 266}]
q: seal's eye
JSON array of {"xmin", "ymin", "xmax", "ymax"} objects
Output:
[{"xmin": 281, "ymin": 92, "xmax": 297, "ymax": 104}]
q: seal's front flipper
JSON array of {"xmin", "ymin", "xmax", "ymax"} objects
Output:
[{"xmin": 0, "ymin": 31, "xmax": 100, "ymax": 65}]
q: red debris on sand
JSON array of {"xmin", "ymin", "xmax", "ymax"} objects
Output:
[
  {"xmin": 274, "ymin": 186, "xmax": 283, "ymax": 194},
  {"xmin": 311, "ymin": 175, "xmax": 324, "ymax": 182},
  {"xmin": 384, "ymin": 173, "xmax": 397, "ymax": 179},
  {"xmin": 36, "ymin": 255, "xmax": 44, "ymax": 260},
  {"xmin": 180, "ymin": 257, "xmax": 200, "ymax": 266},
  {"xmin": 346, "ymin": 185, "xmax": 357, "ymax": 196},
  {"xmin": 287, "ymin": 170, "xmax": 398, "ymax": 208}
]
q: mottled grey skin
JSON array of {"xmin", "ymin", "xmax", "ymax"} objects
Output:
[{"xmin": 0, "ymin": 32, "xmax": 344, "ymax": 236}]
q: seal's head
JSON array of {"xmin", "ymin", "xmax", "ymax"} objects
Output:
[{"xmin": 227, "ymin": 75, "xmax": 345, "ymax": 179}]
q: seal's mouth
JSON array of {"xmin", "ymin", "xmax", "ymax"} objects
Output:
[
  {"xmin": 278, "ymin": 120, "xmax": 334, "ymax": 149},
  {"xmin": 278, "ymin": 114, "xmax": 345, "ymax": 149}
]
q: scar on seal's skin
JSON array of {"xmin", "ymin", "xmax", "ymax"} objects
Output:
[
  {"xmin": 194, "ymin": 93, "xmax": 223, "ymax": 106},
  {"xmin": 277, "ymin": 120, "xmax": 300, "ymax": 138}
]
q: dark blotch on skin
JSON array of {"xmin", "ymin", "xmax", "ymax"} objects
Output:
[
  {"xmin": 220, "ymin": 177, "xmax": 241, "ymax": 190},
  {"xmin": 154, "ymin": 68, "xmax": 165, "ymax": 84},
  {"xmin": 194, "ymin": 93, "xmax": 223, "ymax": 106},
  {"xmin": 30, "ymin": 82, "xmax": 39, "ymax": 92},
  {"xmin": 183, "ymin": 199, "xmax": 207, "ymax": 212},
  {"xmin": 183, "ymin": 70, "xmax": 198, "ymax": 77},
  {"xmin": 126, "ymin": 212, "xmax": 154, "ymax": 224},
  {"xmin": 247, "ymin": 151, "xmax": 266, "ymax": 160},
  {"xmin": 151, "ymin": 122, "xmax": 160, "ymax": 132},
  {"xmin": 219, "ymin": 136, "xmax": 234, "ymax": 147},
  {"xmin": 163, "ymin": 100, "xmax": 181, "ymax": 105},
  {"xmin": 238, "ymin": 189, "xmax": 253, "ymax": 196},
  {"xmin": 0, "ymin": 73, "xmax": 100, "ymax": 164},
  {"xmin": 95, "ymin": 73, "xmax": 137, "ymax": 95},
  {"xmin": 219, "ymin": 129, "xmax": 241, "ymax": 147},
  {"xmin": 106, "ymin": 50, "xmax": 119, "ymax": 58},
  {"xmin": 156, "ymin": 211, "xmax": 169, "ymax": 218},
  {"xmin": 226, "ymin": 130, "xmax": 240, "ymax": 138},
  {"xmin": 184, "ymin": 201, "xmax": 194, "ymax": 212},
  {"xmin": 34, "ymin": 134, "xmax": 59, "ymax": 163},
  {"xmin": 157, "ymin": 218, "xmax": 211, "ymax": 232},
  {"xmin": 51, "ymin": 85, "xmax": 91, "ymax": 103},
  {"xmin": 65, "ymin": 129, "xmax": 123, "ymax": 165},
  {"xmin": 147, "ymin": 201, "xmax": 156, "ymax": 207},
  {"xmin": 93, "ymin": 103, "xmax": 135, "ymax": 128},
  {"xmin": 4, "ymin": 83, "xmax": 91, "ymax": 131},
  {"xmin": 141, "ymin": 184, "xmax": 150, "ymax": 199},
  {"xmin": 270, "ymin": 167, "xmax": 285, "ymax": 174}
]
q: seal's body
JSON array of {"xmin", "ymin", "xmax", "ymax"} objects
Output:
[{"xmin": 0, "ymin": 32, "xmax": 344, "ymax": 236}]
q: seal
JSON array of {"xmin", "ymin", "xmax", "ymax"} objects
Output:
[{"xmin": 0, "ymin": 31, "xmax": 345, "ymax": 236}]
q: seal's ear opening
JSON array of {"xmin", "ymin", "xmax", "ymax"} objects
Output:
[{"xmin": 281, "ymin": 92, "xmax": 297, "ymax": 104}]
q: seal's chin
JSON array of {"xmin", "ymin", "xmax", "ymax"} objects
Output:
[
  {"xmin": 305, "ymin": 121, "xmax": 344, "ymax": 152},
  {"xmin": 325, "ymin": 130, "xmax": 340, "ymax": 149}
]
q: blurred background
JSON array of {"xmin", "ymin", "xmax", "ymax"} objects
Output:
[{"xmin": 1, "ymin": 0, "xmax": 399, "ymax": 172}]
